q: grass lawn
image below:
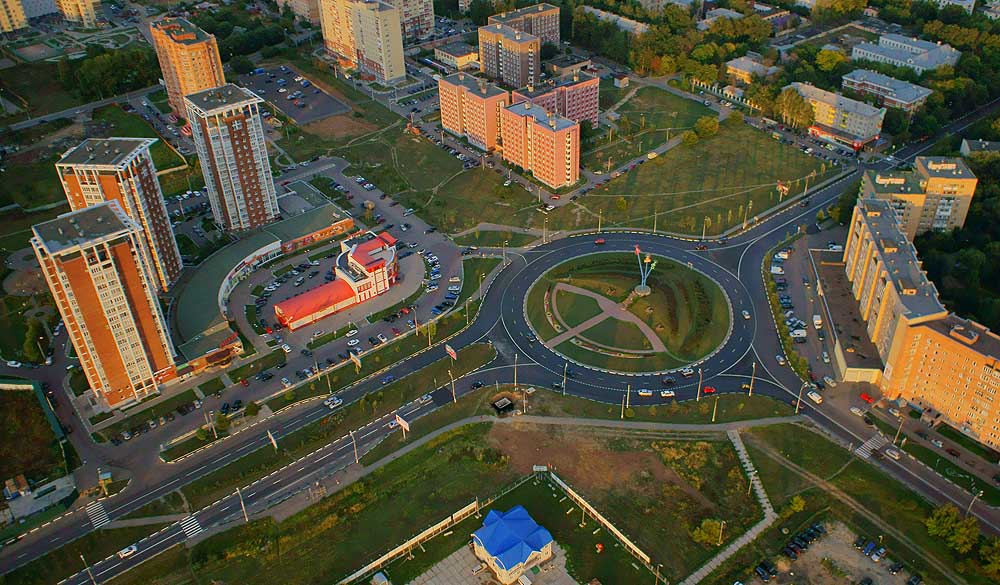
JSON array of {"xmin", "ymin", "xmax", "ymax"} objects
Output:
[
  {"xmin": 582, "ymin": 316, "xmax": 651, "ymax": 350},
  {"xmin": 554, "ymin": 288, "xmax": 604, "ymax": 329},
  {"xmin": 69, "ymin": 367, "xmax": 89, "ymax": 396},
  {"xmin": 935, "ymin": 423, "xmax": 1000, "ymax": 464},
  {"xmin": 0, "ymin": 295, "xmax": 34, "ymax": 361},
  {"xmin": 3, "ymin": 524, "xmax": 167, "ymax": 585},
  {"xmin": 199, "ymin": 377, "xmax": 225, "ymax": 395},
  {"xmin": 548, "ymin": 123, "xmax": 830, "ymax": 235},
  {"xmin": 338, "ymin": 130, "xmax": 462, "ymax": 194},
  {"xmin": 452, "ymin": 230, "xmax": 537, "ymax": 247},
  {"xmin": 598, "ymin": 76, "xmax": 632, "ymax": 110},
  {"xmin": 582, "ymin": 128, "xmax": 672, "ymax": 172},
  {"xmin": 0, "ymin": 61, "xmax": 85, "ymax": 120},
  {"xmin": 0, "ymin": 208, "xmax": 63, "ymax": 253},
  {"xmin": 227, "ymin": 350, "xmax": 287, "ymax": 382},
  {"xmin": 183, "ymin": 343, "xmax": 495, "ymax": 509},
  {"xmin": 158, "ymin": 162, "xmax": 204, "ymax": 198},
  {"xmin": 616, "ymin": 86, "xmax": 713, "ymax": 131},
  {"xmin": 98, "ymin": 389, "xmax": 199, "ymax": 438},
  {"xmin": 147, "ymin": 88, "xmax": 171, "ymax": 114},
  {"xmin": 92, "ymin": 106, "xmax": 185, "ymax": 171},
  {"xmin": 0, "ymin": 390, "xmax": 64, "ymax": 483},
  {"xmin": 397, "ymin": 168, "xmax": 538, "ymax": 233},
  {"xmin": 174, "ymin": 234, "xmax": 199, "ymax": 257},
  {"xmin": 121, "ymin": 491, "xmax": 188, "ymax": 520},
  {"xmin": 245, "ymin": 305, "xmax": 264, "ymax": 335},
  {"xmin": 0, "ymin": 156, "xmax": 64, "ymax": 209},
  {"xmin": 456, "ymin": 257, "xmax": 502, "ymax": 307},
  {"xmin": 105, "ymin": 545, "xmax": 192, "ymax": 585}
]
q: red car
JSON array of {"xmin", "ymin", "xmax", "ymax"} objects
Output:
[
  {"xmin": 703, "ymin": 386, "xmax": 717, "ymax": 395},
  {"xmin": 400, "ymin": 307, "xmax": 410, "ymax": 315},
  {"xmin": 859, "ymin": 393, "xmax": 875, "ymax": 404},
  {"xmin": 595, "ymin": 238, "xmax": 606, "ymax": 245},
  {"xmin": 550, "ymin": 194, "xmax": 561, "ymax": 200},
  {"xmin": 392, "ymin": 327, "xmax": 401, "ymax": 336},
  {"xmin": 240, "ymin": 379, "xmax": 250, "ymax": 387}
]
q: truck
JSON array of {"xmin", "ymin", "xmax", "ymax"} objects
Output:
[{"xmin": 813, "ymin": 314, "xmax": 823, "ymax": 329}]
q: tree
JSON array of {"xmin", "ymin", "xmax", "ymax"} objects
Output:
[
  {"xmin": 195, "ymin": 428, "xmax": 208, "ymax": 441},
  {"xmin": 541, "ymin": 42, "xmax": 559, "ymax": 61},
  {"xmin": 615, "ymin": 196, "xmax": 628, "ymax": 212},
  {"xmin": 244, "ymin": 401, "xmax": 261, "ymax": 417},
  {"xmin": 948, "ymin": 516, "xmax": 981, "ymax": 554},
  {"xmin": 214, "ymin": 411, "xmax": 231, "ymax": 433},
  {"xmin": 775, "ymin": 87, "xmax": 814, "ymax": 129},
  {"xmin": 691, "ymin": 518, "xmax": 725, "ymax": 546},
  {"xmin": 926, "ymin": 504, "xmax": 961, "ymax": 537},
  {"xmin": 682, "ymin": 130, "xmax": 699, "ymax": 145},
  {"xmin": 981, "ymin": 538, "xmax": 1000, "ymax": 579},
  {"xmin": 694, "ymin": 115, "xmax": 720, "ymax": 138},
  {"xmin": 815, "ymin": 49, "xmax": 847, "ymax": 72},
  {"xmin": 230, "ymin": 55, "xmax": 255, "ymax": 75},
  {"xmin": 22, "ymin": 319, "xmax": 45, "ymax": 363}
]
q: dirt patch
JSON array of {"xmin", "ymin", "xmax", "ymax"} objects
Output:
[
  {"xmin": 3, "ymin": 267, "xmax": 46, "ymax": 296},
  {"xmin": 769, "ymin": 521, "xmax": 911, "ymax": 584},
  {"xmin": 304, "ymin": 114, "xmax": 377, "ymax": 140}
]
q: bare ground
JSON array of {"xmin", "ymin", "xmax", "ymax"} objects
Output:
[
  {"xmin": 770, "ymin": 521, "xmax": 911, "ymax": 585},
  {"xmin": 303, "ymin": 114, "xmax": 377, "ymax": 140}
]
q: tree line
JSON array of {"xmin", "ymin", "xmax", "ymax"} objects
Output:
[{"xmin": 56, "ymin": 46, "xmax": 161, "ymax": 101}]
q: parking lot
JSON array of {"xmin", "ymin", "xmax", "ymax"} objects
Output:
[{"xmin": 238, "ymin": 64, "xmax": 350, "ymax": 125}]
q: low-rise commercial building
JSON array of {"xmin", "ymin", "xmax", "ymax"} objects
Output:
[
  {"xmin": 851, "ymin": 34, "xmax": 961, "ymax": 75},
  {"xmin": 499, "ymin": 100, "xmax": 580, "ymax": 189},
  {"xmin": 545, "ymin": 54, "xmax": 591, "ymax": 77},
  {"xmin": 472, "ymin": 506, "xmax": 554, "ymax": 585},
  {"xmin": 843, "ymin": 198, "xmax": 1000, "ymax": 450},
  {"xmin": 434, "ymin": 42, "xmax": 478, "ymax": 70},
  {"xmin": 860, "ymin": 156, "xmax": 978, "ymax": 239},
  {"xmin": 510, "ymin": 71, "xmax": 599, "ymax": 126},
  {"xmin": 698, "ymin": 7, "xmax": 744, "ymax": 30},
  {"xmin": 32, "ymin": 202, "xmax": 177, "ymax": 410},
  {"xmin": 726, "ymin": 54, "xmax": 780, "ymax": 84},
  {"xmin": 841, "ymin": 69, "xmax": 932, "ymax": 114},
  {"xmin": 438, "ymin": 72, "xmax": 509, "ymax": 151},
  {"xmin": 934, "ymin": 0, "xmax": 976, "ymax": 13},
  {"xmin": 479, "ymin": 23, "xmax": 540, "ymax": 88},
  {"xmin": 274, "ymin": 231, "xmax": 398, "ymax": 330},
  {"xmin": 487, "ymin": 3, "xmax": 560, "ymax": 46},
  {"xmin": 960, "ymin": 138, "xmax": 1000, "ymax": 157},
  {"xmin": 788, "ymin": 82, "xmax": 886, "ymax": 150}
]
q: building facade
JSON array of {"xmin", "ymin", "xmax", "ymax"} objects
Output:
[
  {"xmin": 935, "ymin": 0, "xmax": 976, "ymax": 13},
  {"xmin": 487, "ymin": 3, "xmax": 560, "ymax": 46},
  {"xmin": 0, "ymin": 0, "xmax": 27, "ymax": 33},
  {"xmin": 479, "ymin": 23, "xmax": 540, "ymax": 88},
  {"xmin": 185, "ymin": 84, "xmax": 280, "ymax": 232},
  {"xmin": 278, "ymin": 0, "xmax": 321, "ymax": 23},
  {"xmin": 851, "ymin": 34, "xmax": 961, "ymax": 75},
  {"xmin": 31, "ymin": 202, "xmax": 177, "ymax": 410},
  {"xmin": 56, "ymin": 0, "xmax": 98, "ymax": 27},
  {"xmin": 434, "ymin": 42, "xmax": 478, "ymax": 70},
  {"xmin": 385, "ymin": 0, "xmax": 432, "ymax": 41},
  {"xmin": 150, "ymin": 18, "xmax": 226, "ymax": 115},
  {"xmin": 510, "ymin": 71, "xmax": 599, "ymax": 126},
  {"xmin": 438, "ymin": 72, "xmax": 509, "ymax": 151},
  {"xmin": 788, "ymin": 82, "xmax": 886, "ymax": 149},
  {"xmin": 726, "ymin": 55, "xmax": 779, "ymax": 84},
  {"xmin": 319, "ymin": 0, "xmax": 356, "ymax": 64},
  {"xmin": 841, "ymin": 69, "xmax": 932, "ymax": 114},
  {"xmin": 499, "ymin": 101, "xmax": 580, "ymax": 189},
  {"xmin": 843, "ymin": 198, "xmax": 1000, "ymax": 449},
  {"xmin": 860, "ymin": 156, "xmax": 978, "ymax": 239},
  {"xmin": 273, "ymin": 231, "xmax": 398, "ymax": 330},
  {"xmin": 320, "ymin": 0, "xmax": 405, "ymax": 83},
  {"xmin": 56, "ymin": 138, "xmax": 183, "ymax": 292}
]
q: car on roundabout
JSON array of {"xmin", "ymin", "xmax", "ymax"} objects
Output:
[{"xmin": 703, "ymin": 386, "xmax": 717, "ymax": 394}]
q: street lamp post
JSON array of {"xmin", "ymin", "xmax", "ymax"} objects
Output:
[
  {"xmin": 80, "ymin": 554, "xmax": 98, "ymax": 585},
  {"xmin": 717, "ymin": 520, "xmax": 726, "ymax": 546},
  {"xmin": 350, "ymin": 430, "xmax": 358, "ymax": 464},
  {"xmin": 237, "ymin": 487, "xmax": 249, "ymax": 523},
  {"xmin": 747, "ymin": 470, "xmax": 757, "ymax": 496},
  {"xmin": 696, "ymin": 368, "xmax": 703, "ymax": 401},
  {"xmin": 795, "ymin": 382, "xmax": 806, "ymax": 414},
  {"xmin": 748, "ymin": 361, "xmax": 756, "ymax": 397},
  {"xmin": 965, "ymin": 490, "xmax": 984, "ymax": 517},
  {"xmin": 562, "ymin": 362, "xmax": 568, "ymax": 396}
]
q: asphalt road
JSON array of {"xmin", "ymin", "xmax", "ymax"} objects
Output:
[{"xmin": 4, "ymin": 86, "xmax": 1000, "ymax": 585}]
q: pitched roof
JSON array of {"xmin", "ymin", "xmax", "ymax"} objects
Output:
[
  {"xmin": 472, "ymin": 506, "xmax": 553, "ymax": 571},
  {"xmin": 273, "ymin": 279, "xmax": 355, "ymax": 324}
]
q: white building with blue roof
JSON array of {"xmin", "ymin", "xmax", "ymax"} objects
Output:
[{"xmin": 472, "ymin": 506, "xmax": 554, "ymax": 584}]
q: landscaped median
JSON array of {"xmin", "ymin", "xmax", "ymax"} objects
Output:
[
  {"xmin": 94, "ymin": 388, "xmax": 199, "ymax": 440},
  {"xmin": 178, "ymin": 343, "xmax": 496, "ymax": 509}
]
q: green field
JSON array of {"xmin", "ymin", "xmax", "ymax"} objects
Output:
[
  {"xmin": 455, "ymin": 256, "xmax": 502, "ymax": 307},
  {"xmin": 582, "ymin": 128, "xmax": 673, "ymax": 172},
  {"xmin": 339, "ymin": 131, "xmax": 463, "ymax": 194},
  {"xmin": 0, "ymin": 61, "xmax": 85, "ymax": 121},
  {"xmin": 598, "ymin": 76, "xmax": 632, "ymax": 109},
  {"xmin": 554, "ymin": 288, "xmax": 604, "ymax": 329},
  {"xmin": 0, "ymin": 295, "xmax": 34, "ymax": 362},
  {"xmin": 0, "ymin": 156, "xmax": 64, "ymax": 209},
  {"xmin": 397, "ymin": 168, "xmax": 538, "ymax": 233},
  {"xmin": 0, "ymin": 389, "xmax": 63, "ymax": 483},
  {"xmin": 549, "ymin": 123, "xmax": 831, "ymax": 235},
  {"xmin": 528, "ymin": 253, "xmax": 730, "ymax": 372},
  {"xmin": 616, "ymin": 86, "xmax": 713, "ymax": 131},
  {"xmin": 452, "ymin": 230, "xmax": 537, "ymax": 248},
  {"xmin": 92, "ymin": 106, "xmax": 185, "ymax": 171}
]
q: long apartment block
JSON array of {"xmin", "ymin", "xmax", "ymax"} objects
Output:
[{"xmin": 478, "ymin": 23, "xmax": 540, "ymax": 89}]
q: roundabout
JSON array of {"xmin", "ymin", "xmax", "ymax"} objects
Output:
[{"xmin": 525, "ymin": 251, "xmax": 731, "ymax": 374}]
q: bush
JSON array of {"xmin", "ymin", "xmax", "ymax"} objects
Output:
[{"xmin": 245, "ymin": 401, "xmax": 261, "ymax": 417}]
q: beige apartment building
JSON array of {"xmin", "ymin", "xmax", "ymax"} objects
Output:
[
  {"xmin": 488, "ymin": 3, "xmax": 560, "ymax": 46},
  {"xmin": 843, "ymin": 198, "xmax": 1000, "ymax": 449},
  {"xmin": 150, "ymin": 18, "xmax": 226, "ymax": 115},
  {"xmin": 438, "ymin": 72, "xmax": 509, "ymax": 151},
  {"xmin": 861, "ymin": 156, "xmax": 978, "ymax": 239},
  {"xmin": 56, "ymin": 138, "xmax": 182, "ymax": 292},
  {"xmin": 479, "ymin": 23, "xmax": 540, "ymax": 88},
  {"xmin": 788, "ymin": 82, "xmax": 886, "ymax": 149},
  {"xmin": 185, "ymin": 84, "xmax": 280, "ymax": 232},
  {"xmin": 499, "ymin": 101, "xmax": 579, "ymax": 189},
  {"xmin": 56, "ymin": 0, "xmax": 98, "ymax": 27},
  {"xmin": 32, "ymin": 202, "xmax": 178, "ymax": 410},
  {"xmin": 0, "ymin": 0, "xmax": 27, "ymax": 33},
  {"xmin": 320, "ymin": 0, "xmax": 405, "ymax": 84},
  {"xmin": 385, "ymin": 0, "xmax": 432, "ymax": 40},
  {"xmin": 278, "ymin": 0, "xmax": 321, "ymax": 23}
]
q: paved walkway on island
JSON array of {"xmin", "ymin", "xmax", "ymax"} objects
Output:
[{"xmin": 545, "ymin": 283, "xmax": 666, "ymax": 352}]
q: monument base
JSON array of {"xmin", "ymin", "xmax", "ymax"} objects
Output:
[{"xmin": 633, "ymin": 285, "xmax": 651, "ymax": 296}]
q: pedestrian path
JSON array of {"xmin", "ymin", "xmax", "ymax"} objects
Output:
[
  {"xmin": 179, "ymin": 515, "xmax": 203, "ymax": 538},
  {"xmin": 85, "ymin": 501, "xmax": 110, "ymax": 529},
  {"xmin": 679, "ymin": 431, "xmax": 777, "ymax": 584},
  {"xmin": 855, "ymin": 434, "xmax": 887, "ymax": 460}
]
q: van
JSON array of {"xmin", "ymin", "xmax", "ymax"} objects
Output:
[
  {"xmin": 813, "ymin": 314, "xmax": 823, "ymax": 329},
  {"xmin": 807, "ymin": 391, "xmax": 823, "ymax": 404},
  {"xmin": 790, "ymin": 329, "xmax": 807, "ymax": 338},
  {"xmin": 770, "ymin": 266, "xmax": 785, "ymax": 275},
  {"xmin": 449, "ymin": 276, "xmax": 461, "ymax": 283}
]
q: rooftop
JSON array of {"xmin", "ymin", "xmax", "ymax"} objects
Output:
[
  {"xmin": 488, "ymin": 3, "xmax": 559, "ymax": 24},
  {"xmin": 856, "ymin": 199, "xmax": 946, "ymax": 319},
  {"xmin": 441, "ymin": 72, "xmax": 507, "ymax": 98},
  {"xmin": 842, "ymin": 69, "xmax": 933, "ymax": 104},
  {"xmin": 727, "ymin": 55, "xmax": 779, "ymax": 76},
  {"xmin": 915, "ymin": 156, "xmax": 975, "ymax": 180},
  {"xmin": 57, "ymin": 137, "xmax": 157, "ymax": 168},
  {"xmin": 273, "ymin": 279, "xmax": 355, "ymax": 325},
  {"xmin": 812, "ymin": 249, "xmax": 884, "ymax": 371},
  {"xmin": 506, "ymin": 100, "xmax": 577, "ymax": 131},
  {"xmin": 472, "ymin": 506, "xmax": 553, "ymax": 572},
  {"xmin": 514, "ymin": 70, "xmax": 596, "ymax": 98},
  {"xmin": 923, "ymin": 315, "xmax": 1000, "ymax": 363},
  {"xmin": 864, "ymin": 169, "xmax": 924, "ymax": 195},
  {"xmin": 853, "ymin": 35, "xmax": 961, "ymax": 70},
  {"xmin": 32, "ymin": 202, "xmax": 131, "ymax": 254},
  {"xmin": 480, "ymin": 23, "xmax": 539, "ymax": 43},
  {"xmin": 185, "ymin": 84, "xmax": 261, "ymax": 113},
  {"xmin": 152, "ymin": 17, "xmax": 213, "ymax": 44},
  {"xmin": 788, "ymin": 82, "xmax": 885, "ymax": 118},
  {"xmin": 436, "ymin": 41, "xmax": 477, "ymax": 58},
  {"xmin": 266, "ymin": 201, "xmax": 348, "ymax": 242},
  {"xmin": 961, "ymin": 138, "xmax": 1000, "ymax": 153}
]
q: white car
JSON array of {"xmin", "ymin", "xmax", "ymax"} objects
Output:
[
  {"xmin": 850, "ymin": 406, "xmax": 865, "ymax": 417},
  {"xmin": 323, "ymin": 396, "xmax": 343, "ymax": 409},
  {"xmin": 312, "ymin": 330, "xmax": 325, "ymax": 339},
  {"xmin": 447, "ymin": 285, "xmax": 461, "ymax": 292},
  {"xmin": 117, "ymin": 545, "xmax": 138, "ymax": 559},
  {"xmin": 377, "ymin": 333, "xmax": 388, "ymax": 343},
  {"xmin": 347, "ymin": 339, "xmax": 360, "ymax": 346},
  {"xmin": 278, "ymin": 88, "xmax": 288, "ymax": 93},
  {"xmin": 741, "ymin": 310, "xmax": 751, "ymax": 320},
  {"xmin": 680, "ymin": 367, "xmax": 695, "ymax": 377},
  {"xmin": 6, "ymin": 361, "xmax": 21, "ymax": 368},
  {"xmin": 346, "ymin": 329, "xmax": 358, "ymax": 337},
  {"xmin": 420, "ymin": 393, "xmax": 432, "ymax": 403},
  {"xmin": 822, "ymin": 375, "xmax": 837, "ymax": 388},
  {"xmin": 821, "ymin": 351, "xmax": 830, "ymax": 364},
  {"xmin": 281, "ymin": 343, "xmax": 292, "ymax": 353},
  {"xmin": 660, "ymin": 390, "xmax": 675, "ymax": 398}
]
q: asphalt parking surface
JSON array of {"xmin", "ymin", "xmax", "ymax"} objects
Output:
[{"xmin": 238, "ymin": 65, "xmax": 350, "ymax": 125}]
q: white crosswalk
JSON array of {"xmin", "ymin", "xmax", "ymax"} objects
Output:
[
  {"xmin": 179, "ymin": 515, "xmax": 203, "ymax": 538},
  {"xmin": 85, "ymin": 501, "xmax": 110, "ymax": 529},
  {"xmin": 856, "ymin": 434, "xmax": 888, "ymax": 460}
]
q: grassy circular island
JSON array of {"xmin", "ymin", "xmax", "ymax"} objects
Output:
[{"xmin": 526, "ymin": 252, "xmax": 731, "ymax": 373}]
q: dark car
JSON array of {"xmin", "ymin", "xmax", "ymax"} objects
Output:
[
  {"xmin": 781, "ymin": 546, "xmax": 798, "ymax": 560},
  {"xmin": 760, "ymin": 560, "xmax": 777, "ymax": 576},
  {"xmin": 889, "ymin": 562, "xmax": 904, "ymax": 575},
  {"xmin": 945, "ymin": 447, "xmax": 961, "ymax": 457},
  {"xmin": 220, "ymin": 402, "xmax": 230, "ymax": 414},
  {"xmin": 753, "ymin": 565, "xmax": 770, "ymax": 582},
  {"xmin": 472, "ymin": 381, "xmax": 485, "ymax": 389},
  {"xmin": 232, "ymin": 400, "xmax": 243, "ymax": 411}
]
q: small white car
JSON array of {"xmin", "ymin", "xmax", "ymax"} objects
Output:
[
  {"xmin": 281, "ymin": 343, "xmax": 292, "ymax": 353},
  {"xmin": 822, "ymin": 375, "xmax": 837, "ymax": 388},
  {"xmin": 347, "ymin": 339, "xmax": 360, "ymax": 346},
  {"xmin": 821, "ymin": 351, "xmax": 831, "ymax": 364},
  {"xmin": 346, "ymin": 329, "xmax": 358, "ymax": 337},
  {"xmin": 117, "ymin": 545, "xmax": 138, "ymax": 559},
  {"xmin": 680, "ymin": 367, "xmax": 695, "ymax": 377},
  {"xmin": 323, "ymin": 396, "xmax": 343, "ymax": 409},
  {"xmin": 420, "ymin": 393, "xmax": 433, "ymax": 403},
  {"xmin": 850, "ymin": 407, "xmax": 865, "ymax": 417},
  {"xmin": 377, "ymin": 333, "xmax": 388, "ymax": 343},
  {"xmin": 660, "ymin": 390, "xmax": 675, "ymax": 398},
  {"xmin": 741, "ymin": 310, "xmax": 751, "ymax": 320}
]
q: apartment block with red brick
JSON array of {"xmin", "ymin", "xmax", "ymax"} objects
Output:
[
  {"xmin": 150, "ymin": 18, "xmax": 226, "ymax": 115},
  {"xmin": 185, "ymin": 84, "xmax": 280, "ymax": 232},
  {"xmin": 510, "ymin": 71, "xmax": 599, "ymax": 126},
  {"xmin": 488, "ymin": 3, "xmax": 560, "ymax": 46},
  {"xmin": 438, "ymin": 72, "xmax": 509, "ymax": 151},
  {"xmin": 500, "ymin": 101, "xmax": 580, "ymax": 189},
  {"xmin": 478, "ymin": 23, "xmax": 540, "ymax": 88},
  {"xmin": 32, "ymin": 202, "xmax": 177, "ymax": 411},
  {"xmin": 56, "ymin": 138, "xmax": 183, "ymax": 292}
]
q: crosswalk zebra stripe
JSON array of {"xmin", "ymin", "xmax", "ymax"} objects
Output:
[
  {"xmin": 179, "ymin": 515, "xmax": 203, "ymax": 538},
  {"xmin": 855, "ymin": 434, "xmax": 888, "ymax": 460},
  {"xmin": 85, "ymin": 501, "xmax": 110, "ymax": 529}
]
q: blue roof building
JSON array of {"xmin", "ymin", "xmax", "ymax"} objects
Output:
[{"xmin": 472, "ymin": 506, "xmax": 554, "ymax": 584}]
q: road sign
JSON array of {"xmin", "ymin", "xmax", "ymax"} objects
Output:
[
  {"xmin": 350, "ymin": 351, "xmax": 362, "ymax": 370},
  {"xmin": 445, "ymin": 343, "xmax": 457, "ymax": 361},
  {"xmin": 267, "ymin": 429, "xmax": 278, "ymax": 451},
  {"xmin": 395, "ymin": 414, "xmax": 410, "ymax": 432}
]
